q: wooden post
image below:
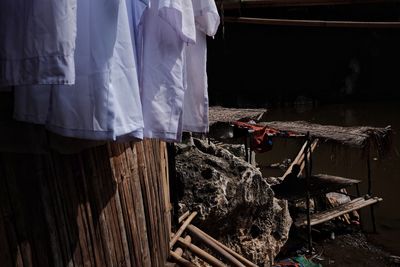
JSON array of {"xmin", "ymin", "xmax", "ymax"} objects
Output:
[
  {"xmin": 366, "ymin": 152, "xmax": 377, "ymax": 233},
  {"xmin": 304, "ymin": 133, "xmax": 313, "ymax": 253}
]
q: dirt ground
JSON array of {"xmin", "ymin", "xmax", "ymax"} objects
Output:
[{"xmin": 277, "ymin": 222, "xmax": 400, "ymax": 267}]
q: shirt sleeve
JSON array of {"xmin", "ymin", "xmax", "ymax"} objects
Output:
[
  {"xmin": 193, "ymin": 0, "xmax": 220, "ymax": 37},
  {"xmin": 158, "ymin": 0, "xmax": 196, "ymax": 44}
]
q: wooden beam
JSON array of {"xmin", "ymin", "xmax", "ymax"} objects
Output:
[{"xmin": 224, "ymin": 16, "xmax": 400, "ymax": 29}]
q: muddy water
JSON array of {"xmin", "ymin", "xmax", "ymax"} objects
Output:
[{"xmin": 256, "ymin": 102, "xmax": 400, "ymax": 255}]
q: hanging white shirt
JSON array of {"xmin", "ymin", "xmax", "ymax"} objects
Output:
[
  {"xmin": 14, "ymin": 0, "xmax": 144, "ymax": 141},
  {"xmin": 0, "ymin": 0, "xmax": 77, "ymax": 87},
  {"xmin": 182, "ymin": 0, "xmax": 220, "ymax": 133},
  {"xmin": 140, "ymin": 0, "xmax": 196, "ymax": 142}
]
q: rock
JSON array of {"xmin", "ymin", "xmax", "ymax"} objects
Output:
[{"xmin": 176, "ymin": 138, "xmax": 292, "ymax": 266}]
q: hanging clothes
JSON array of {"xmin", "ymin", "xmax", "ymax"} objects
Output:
[
  {"xmin": 182, "ymin": 0, "xmax": 220, "ymax": 133},
  {"xmin": 13, "ymin": 0, "xmax": 144, "ymax": 141},
  {"xmin": 232, "ymin": 121, "xmax": 300, "ymax": 153},
  {"xmin": 139, "ymin": 0, "xmax": 196, "ymax": 142},
  {"xmin": 0, "ymin": 0, "xmax": 77, "ymax": 87}
]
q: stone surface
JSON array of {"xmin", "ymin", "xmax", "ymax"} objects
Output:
[{"xmin": 176, "ymin": 138, "xmax": 292, "ymax": 266}]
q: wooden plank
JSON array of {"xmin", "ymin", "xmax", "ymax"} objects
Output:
[
  {"xmin": 295, "ymin": 196, "xmax": 383, "ymax": 227},
  {"xmin": 313, "ymin": 174, "xmax": 361, "ymax": 185},
  {"xmin": 224, "ymin": 16, "xmax": 400, "ymax": 29}
]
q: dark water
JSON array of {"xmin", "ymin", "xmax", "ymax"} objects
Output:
[{"xmin": 256, "ymin": 101, "xmax": 400, "ymax": 255}]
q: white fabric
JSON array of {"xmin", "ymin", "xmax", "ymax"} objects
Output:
[
  {"xmin": 140, "ymin": 0, "xmax": 195, "ymax": 142},
  {"xmin": 0, "ymin": 0, "xmax": 77, "ymax": 87},
  {"xmin": 182, "ymin": 0, "xmax": 219, "ymax": 133},
  {"xmin": 14, "ymin": 0, "xmax": 144, "ymax": 141}
]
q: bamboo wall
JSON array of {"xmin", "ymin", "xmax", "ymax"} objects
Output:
[{"xmin": 0, "ymin": 139, "xmax": 171, "ymax": 267}]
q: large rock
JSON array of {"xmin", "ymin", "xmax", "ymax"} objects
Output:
[{"xmin": 176, "ymin": 138, "xmax": 292, "ymax": 266}]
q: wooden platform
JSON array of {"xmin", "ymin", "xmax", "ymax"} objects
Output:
[{"xmin": 295, "ymin": 196, "xmax": 383, "ymax": 227}]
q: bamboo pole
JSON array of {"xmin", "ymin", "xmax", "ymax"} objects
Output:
[
  {"xmin": 186, "ymin": 225, "xmax": 257, "ymax": 267},
  {"xmin": 179, "ymin": 211, "xmax": 190, "ymax": 224},
  {"xmin": 304, "ymin": 133, "xmax": 313, "ymax": 253},
  {"xmin": 170, "ymin": 251, "xmax": 197, "ymax": 267},
  {"xmin": 178, "ymin": 236, "xmax": 226, "ymax": 267},
  {"xmin": 224, "ymin": 16, "xmax": 400, "ymax": 29},
  {"xmin": 283, "ymin": 139, "xmax": 318, "ymax": 179},
  {"xmin": 282, "ymin": 141, "xmax": 308, "ymax": 178},
  {"xmin": 187, "ymin": 225, "xmax": 246, "ymax": 267},
  {"xmin": 299, "ymin": 139, "xmax": 319, "ymax": 177},
  {"xmin": 170, "ymin": 212, "xmax": 197, "ymax": 248},
  {"xmin": 221, "ymin": 0, "xmax": 397, "ymax": 9}
]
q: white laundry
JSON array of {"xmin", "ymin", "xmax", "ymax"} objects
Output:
[
  {"xmin": 140, "ymin": 0, "xmax": 196, "ymax": 142},
  {"xmin": 14, "ymin": 0, "xmax": 144, "ymax": 141},
  {"xmin": 182, "ymin": 0, "xmax": 220, "ymax": 133},
  {"xmin": 0, "ymin": 0, "xmax": 77, "ymax": 87}
]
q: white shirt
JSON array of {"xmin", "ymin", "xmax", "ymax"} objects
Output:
[
  {"xmin": 0, "ymin": 0, "xmax": 77, "ymax": 87},
  {"xmin": 140, "ymin": 0, "xmax": 196, "ymax": 142},
  {"xmin": 14, "ymin": 0, "xmax": 144, "ymax": 141},
  {"xmin": 182, "ymin": 0, "xmax": 220, "ymax": 133}
]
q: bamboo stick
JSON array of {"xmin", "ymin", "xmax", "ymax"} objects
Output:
[
  {"xmin": 282, "ymin": 141, "xmax": 308, "ymax": 178},
  {"xmin": 224, "ymin": 16, "xmax": 400, "ymax": 29},
  {"xmin": 187, "ymin": 225, "xmax": 246, "ymax": 267},
  {"xmin": 170, "ymin": 212, "xmax": 198, "ymax": 248},
  {"xmin": 185, "ymin": 226, "xmax": 257, "ymax": 267},
  {"xmin": 178, "ymin": 236, "xmax": 226, "ymax": 267},
  {"xmin": 221, "ymin": 0, "xmax": 397, "ymax": 9},
  {"xmin": 179, "ymin": 211, "xmax": 190, "ymax": 224},
  {"xmin": 298, "ymin": 139, "xmax": 319, "ymax": 176},
  {"xmin": 170, "ymin": 251, "xmax": 197, "ymax": 267}
]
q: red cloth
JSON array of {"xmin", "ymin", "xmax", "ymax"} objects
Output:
[
  {"xmin": 233, "ymin": 121, "xmax": 275, "ymax": 153},
  {"xmin": 232, "ymin": 121, "xmax": 299, "ymax": 153}
]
